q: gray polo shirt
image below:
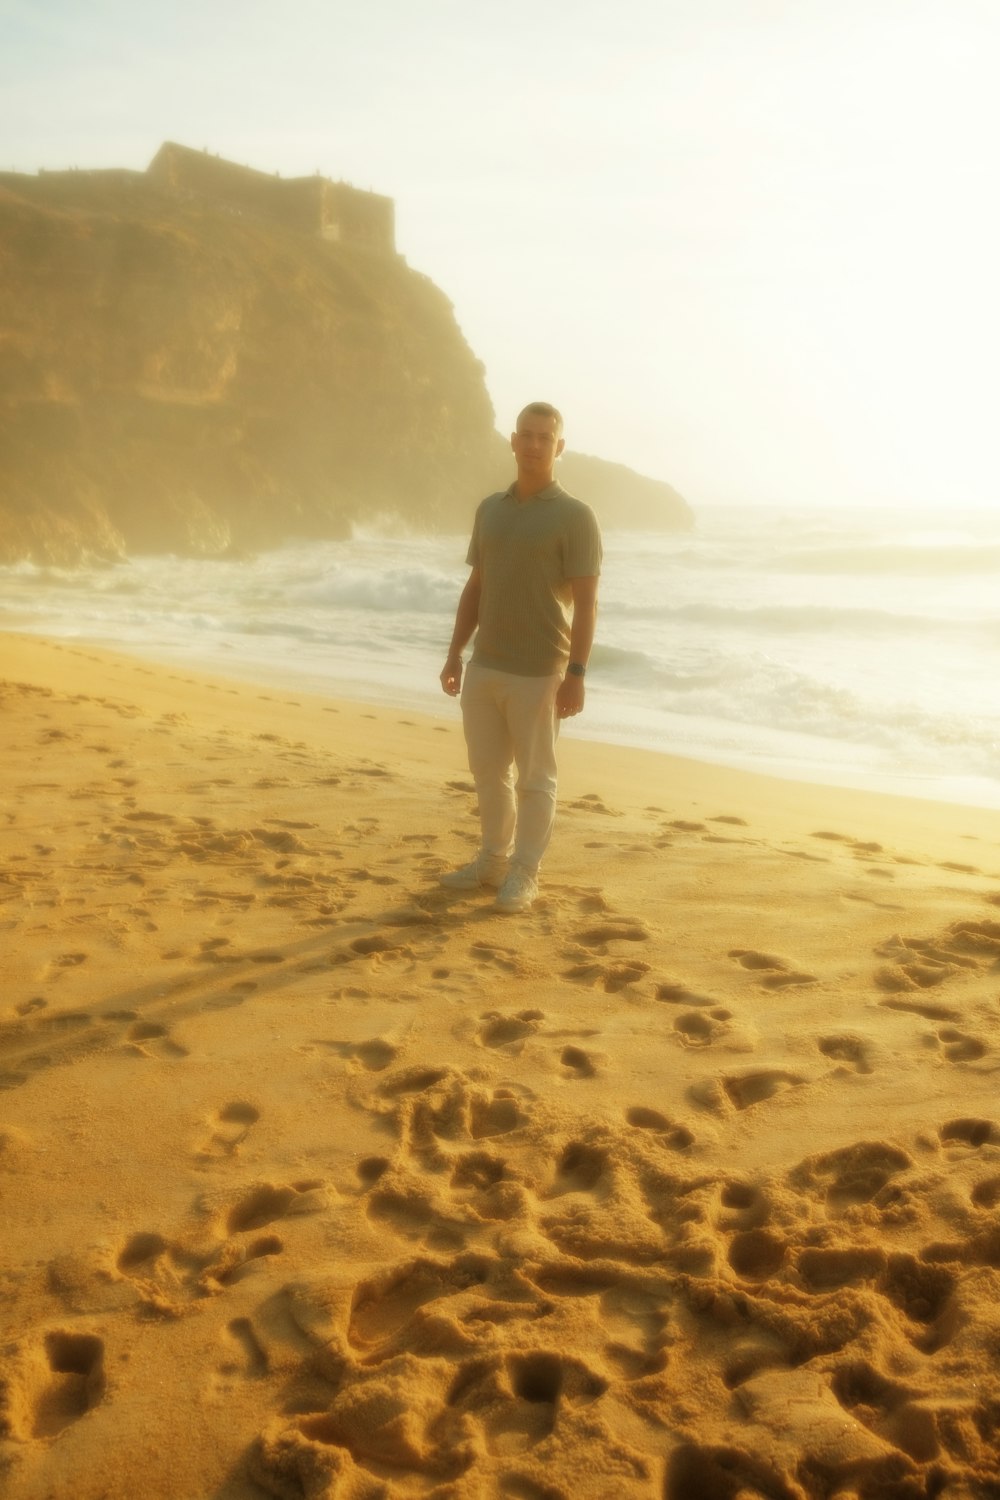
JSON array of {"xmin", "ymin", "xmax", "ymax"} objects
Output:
[{"xmin": 466, "ymin": 480, "xmax": 602, "ymax": 677}]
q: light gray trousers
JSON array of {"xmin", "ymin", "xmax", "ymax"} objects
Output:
[{"xmin": 461, "ymin": 661, "xmax": 561, "ymax": 875}]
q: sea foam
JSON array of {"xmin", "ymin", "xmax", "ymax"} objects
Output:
[{"xmin": 2, "ymin": 503, "xmax": 998, "ymax": 807}]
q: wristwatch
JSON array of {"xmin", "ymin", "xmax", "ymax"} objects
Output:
[{"xmin": 567, "ymin": 662, "xmax": 586, "ymax": 678}]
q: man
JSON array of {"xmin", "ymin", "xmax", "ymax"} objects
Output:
[{"xmin": 439, "ymin": 402, "xmax": 602, "ymax": 913}]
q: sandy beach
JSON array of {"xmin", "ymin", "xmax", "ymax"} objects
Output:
[{"xmin": 2, "ymin": 630, "xmax": 1000, "ymax": 1500}]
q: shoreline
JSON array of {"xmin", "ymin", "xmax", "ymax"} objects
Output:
[
  {"xmin": 3, "ymin": 632, "xmax": 1000, "ymax": 1498},
  {"xmin": 5, "ymin": 623, "xmax": 1000, "ymax": 815}
]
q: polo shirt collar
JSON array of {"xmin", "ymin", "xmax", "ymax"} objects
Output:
[{"xmin": 504, "ymin": 480, "xmax": 565, "ymax": 503}]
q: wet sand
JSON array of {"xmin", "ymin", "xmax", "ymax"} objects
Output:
[{"xmin": 2, "ymin": 632, "xmax": 1000, "ymax": 1499}]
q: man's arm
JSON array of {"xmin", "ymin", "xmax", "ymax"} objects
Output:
[
  {"xmin": 555, "ymin": 574, "xmax": 599, "ymax": 719},
  {"xmin": 440, "ymin": 566, "xmax": 482, "ymax": 696}
]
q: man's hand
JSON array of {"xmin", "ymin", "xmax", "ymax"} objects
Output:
[
  {"xmin": 440, "ymin": 656, "xmax": 463, "ymax": 696},
  {"xmin": 558, "ymin": 577, "xmax": 597, "ymax": 721},
  {"xmin": 555, "ymin": 673, "xmax": 585, "ymax": 718}
]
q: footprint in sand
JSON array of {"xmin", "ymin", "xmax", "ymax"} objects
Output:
[
  {"xmin": 125, "ymin": 1020, "xmax": 188, "ymax": 1059},
  {"xmin": 691, "ymin": 1069, "xmax": 807, "ymax": 1113},
  {"xmin": 449, "ymin": 1152, "xmax": 507, "ymax": 1196},
  {"xmin": 971, "ymin": 1175, "xmax": 1000, "ymax": 1209},
  {"xmin": 879, "ymin": 995, "xmax": 960, "ymax": 1022},
  {"xmin": 479, "ymin": 1353, "xmax": 607, "ymax": 1454},
  {"xmin": 363, "ymin": 1182, "xmax": 453, "ymax": 1245},
  {"xmin": 817, "ymin": 1033, "xmax": 875, "ymax": 1074},
  {"xmin": 114, "ymin": 1225, "xmax": 265, "ymax": 1304},
  {"xmin": 716, "ymin": 1179, "xmax": 769, "ymax": 1230},
  {"xmin": 599, "ymin": 1284, "xmax": 671, "ymax": 1381},
  {"xmin": 378, "ymin": 1065, "xmax": 449, "ymax": 1097},
  {"xmin": 203, "ymin": 980, "xmax": 258, "ymax": 1011},
  {"xmin": 933, "ymin": 1026, "xmax": 987, "ymax": 1063},
  {"xmin": 446, "ymin": 1152, "xmax": 521, "ymax": 1225},
  {"xmin": 215, "ymin": 1317, "xmax": 269, "ymax": 1384},
  {"xmin": 15, "ymin": 996, "xmax": 47, "ymax": 1017},
  {"xmin": 573, "ymin": 891, "xmax": 611, "ymax": 913},
  {"xmin": 225, "ymin": 1179, "xmax": 330, "ymax": 1233},
  {"xmin": 477, "ymin": 1010, "xmax": 543, "ymax": 1053},
  {"xmin": 789, "ymin": 1140, "xmax": 913, "ymax": 1210},
  {"xmin": 35, "ymin": 952, "xmax": 89, "ymax": 984},
  {"xmin": 796, "ymin": 1245, "xmax": 885, "ymax": 1293},
  {"xmin": 728, "ymin": 949, "xmax": 817, "ymax": 988},
  {"xmin": 721, "ymin": 1335, "xmax": 796, "ymax": 1392},
  {"xmin": 572, "ymin": 921, "xmax": 650, "ymax": 952},
  {"xmin": 939, "ymin": 1118, "xmax": 997, "ymax": 1149},
  {"xmin": 880, "ymin": 1253, "xmax": 956, "ymax": 1331},
  {"xmin": 272, "ymin": 1337, "xmax": 605, "ymax": 1482},
  {"xmin": 350, "ymin": 1038, "xmax": 400, "ymax": 1071},
  {"xmin": 672, "ymin": 1010, "xmax": 726, "ymax": 1048},
  {"xmin": 547, "ymin": 1141, "xmax": 609, "ymax": 1197},
  {"xmin": 562, "ymin": 958, "xmax": 651, "ymax": 992},
  {"xmin": 468, "ymin": 941, "xmax": 524, "ymax": 975},
  {"xmin": 726, "ymin": 1227, "xmax": 788, "ymax": 1279},
  {"xmin": 560, "ymin": 1045, "xmax": 598, "ymax": 1079},
  {"xmin": 356, "ymin": 1156, "xmax": 391, "ymax": 1189},
  {"xmin": 348, "ymin": 934, "xmax": 408, "ymax": 961},
  {"xmin": 205, "ymin": 1234, "xmax": 286, "ymax": 1290},
  {"xmin": 875, "ymin": 923, "xmax": 999, "ymax": 995},
  {"xmin": 566, "ymin": 792, "xmax": 623, "ymax": 817},
  {"xmin": 624, "ymin": 1106, "xmax": 694, "ymax": 1150},
  {"xmin": 470, "ymin": 1091, "xmax": 526, "ymax": 1140},
  {"xmin": 117, "ymin": 1230, "xmax": 171, "ymax": 1275},
  {"xmin": 318, "ymin": 1037, "xmax": 400, "ymax": 1072},
  {"xmin": 723, "ymin": 1070, "xmax": 806, "ymax": 1110},
  {"xmin": 654, "ymin": 981, "xmax": 718, "ymax": 1007},
  {"xmin": 828, "ymin": 1360, "xmax": 936, "ymax": 1459},
  {"xmin": 200, "ymin": 1101, "xmax": 260, "ymax": 1157},
  {"xmin": 14, "ymin": 1331, "xmax": 107, "ymax": 1440},
  {"xmin": 347, "ymin": 762, "xmax": 394, "ymax": 782},
  {"xmin": 346, "ymin": 1255, "xmax": 490, "ymax": 1351},
  {"xmin": 876, "ymin": 961, "xmax": 961, "ymax": 996}
]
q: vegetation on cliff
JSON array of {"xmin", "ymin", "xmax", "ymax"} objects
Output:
[{"xmin": 0, "ymin": 148, "xmax": 692, "ymax": 563}]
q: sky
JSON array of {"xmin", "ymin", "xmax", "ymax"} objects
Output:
[{"xmin": 2, "ymin": 0, "xmax": 999, "ymax": 510}]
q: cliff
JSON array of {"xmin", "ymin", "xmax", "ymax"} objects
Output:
[{"xmin": 0, "ymin": 147, "xmax": 693, "ymax": 564}]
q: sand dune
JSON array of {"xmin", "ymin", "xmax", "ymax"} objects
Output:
[{"xmin": 2, "ymin": 634, "xmax": 1000, "ymax": 1499}]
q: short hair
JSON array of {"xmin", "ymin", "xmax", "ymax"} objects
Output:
[{"xmin": 516, "ymin": 401, "xmax": 564, "ymax": 437}]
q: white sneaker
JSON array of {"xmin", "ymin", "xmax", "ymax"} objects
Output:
[
  {"xmin": 494, "ymin": 864, "xmax": 539, "ymax": 913},
  {"xmin": 439, "ymin": 852, "xmax": 510, "ymax": 890}
]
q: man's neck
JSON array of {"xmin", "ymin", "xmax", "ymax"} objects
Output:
[{"xmin": 512, "ymin": 472, "xmax": 556, "ymax": 502}]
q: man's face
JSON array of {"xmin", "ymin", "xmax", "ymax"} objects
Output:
[{"xmin": 511, "ymin": 413, "xmax": 565, "ymax": 473}]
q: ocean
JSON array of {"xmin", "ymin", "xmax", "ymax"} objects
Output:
[{"xmin": 3, "ymin": 503, "xmax": 999, "ymax": 809}]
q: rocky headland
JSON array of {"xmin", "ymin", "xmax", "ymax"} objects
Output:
[{"xmin": 0, "ymin": 143, "xmax": 693, "ymax": 563}]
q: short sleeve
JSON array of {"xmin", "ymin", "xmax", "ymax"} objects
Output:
[
  {"xmin": 563, "ymin": 502, "xmax": 602, "ymax": 579},
  {"xmin": 466, "ymin": 502, "xmax": 483, "ymax": 569}
]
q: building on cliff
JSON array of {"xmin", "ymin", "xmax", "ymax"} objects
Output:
[
  {"xmin": 0, "ymin": 143, "xmax": 692, "ymax": 564},
  {"xmin": 146, "ymin": 142, "xmax": 395, "ymax": 254},
  {"xmin": 0, "ymin": 144, "xmax": 396, "ymax": 255}
]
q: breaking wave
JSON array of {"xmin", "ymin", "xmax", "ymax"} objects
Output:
[{"xmin": 2, "ymin": 501, "xmax": 998, "ymax": 806}]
